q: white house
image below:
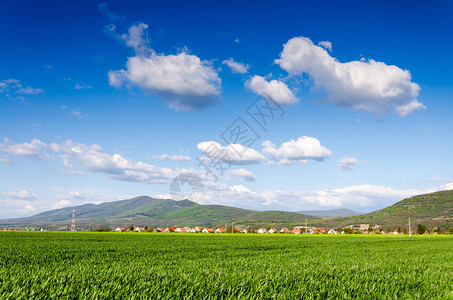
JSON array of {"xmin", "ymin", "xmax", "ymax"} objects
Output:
[
  {"xmin": 202, "ymin": 228, "xmax": 214, "ymax": 233},
  {"xmin": 115, "ymin": 227, "xmax": 125, "ymax": 232},
  {"xmin": 174, "ymin": 228, "xmax": 186, "ymax": 233},
  {"xmin": 133, "ymin": 227, "xmax": 145, "ymax": 232},
  {"xmin": 268, "ymin": 228, "xmax": 278, "ymax": 234},
  {"xmin": 327, "ymin": 229, "xmax": 337, "ymax": 234},
  {"xmin": 242, "ymin": 229, "xmax": 248, "ymax": 234},
  {"xmin": 215, "ymin": 228, "xmax": 226, "ymax": 233},
  {"xmin": 280, "ymin": 228, "xmax": 290, "ymax": 234},
  {"xmin": 257, "ymin": 228, "xmax": 267, "ymax": 234}
]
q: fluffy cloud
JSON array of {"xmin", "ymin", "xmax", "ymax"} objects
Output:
[
  {"xmin": 275, "ymin": 37, "xmax": 424, "ymax": 116},
  {"xmin": 153, "ymin": 153, "xmax": 192, "ymax": 162},
  {"xmin": 50, "ymin": 140, "xmax": 177, "ymax": 184},
  {"xmin": 108, "ymin": 23, "xmax": 221, "ymax": 111},
  {"xmin": 197, "ymin": 136, "xmax": 331, "ymax": 167},
  {"xmin": 246, "ymin": 75, "xmax": 298, "ymax": 105},
  {"xmin": 197, "ymin": 141, "xmax": 266, "ymax": 165},
  {"xmin": 222, "ymin": 58, "xmax": 249, "ymax": 74},
  {"xmin": 262, "ymin": 137, "xmax": 332, "ymax": 163},
  {"xmin": 225, "ymin": 168, "xmax": 256, "ymax": 182},
  {"xmin": 338, "ymin": 156, "xmax": 358, "ymax": 170},
  {"xmin": 0, "ymin": 138, "xmax": 46, "ymax": 158},
  {"xmin": 0, "ymin": 138, "xmax": 185, "ymax": 185}
]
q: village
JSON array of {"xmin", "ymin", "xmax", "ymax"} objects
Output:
[{"xmin": 112, "ymin": 224, "xmax": 443, "ymax": 235}]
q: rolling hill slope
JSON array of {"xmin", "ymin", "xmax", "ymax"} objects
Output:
[
  {"xmin": 0, "ymin": 196, "xmax": 317, "ymax": 229},
  {"xmin": 314, "ymin": 190, "xmax": 453, "ymax": 230},
  {"xmin": 295, "ymin": 209, "xmax": 362, "ymax": 218}
]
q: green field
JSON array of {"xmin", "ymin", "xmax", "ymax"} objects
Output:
[{"xmin": 1, "ymin": 232, "xmax": 452, "ymax": 299}]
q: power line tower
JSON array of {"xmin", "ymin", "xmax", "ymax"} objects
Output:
[{"xmin": 71, "ymin": 201, "xmax": 76, "ymax": 231}]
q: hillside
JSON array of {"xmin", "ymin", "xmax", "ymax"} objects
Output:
[
  {"xmin": 313, "ymin": 190, "xmax": 453, "ymax": 230},
  {"xmin": 295, "ymin": 209, "xmax": 362, "ymax": 218},
  {"xmin": 155, "ymin": 205, "xmax": 318, "ymax": 228},
  {"xmin": 0, "ymin": 196, "xmax": 317, "ymax": 230}
]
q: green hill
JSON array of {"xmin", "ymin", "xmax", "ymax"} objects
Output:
[
  {"xmin": 0, "ymin": 196, "xmax": 317, "ymax": 230},
  {"xmin": 314, "ymin": 190, "xmax": 453, "ymax": 230},
  {"xmin": 154, "ymin": 205, "xmax": 318, "ymax": 228}
]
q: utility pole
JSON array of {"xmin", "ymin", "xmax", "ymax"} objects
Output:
[
  {"xmin": 71, "ymin": 201, "xmax": 76, "ymax": 231},
  {"xmin": 409, "ymin": 217, "xmax": 411, "ymax": 237},
  {"xmin": 232, "ymin": 219, "xmax": 234, "ymax": 236},
  {"xmin": 305, "ymin": 218, "xmax": 308, "ymax": 234}
]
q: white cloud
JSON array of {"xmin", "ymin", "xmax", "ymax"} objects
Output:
[
  {"xmin": 225, "ymin": 168, "xmax": 256, "ymax": 182},
  {"xmin": 0, "ymin": 155, "xmax": 12, "ymax": 164},
  {"xmin": 0, "ymin": 190, "xmax": 38, "ymax": 218},
  {"xmin": 0, "ymin": 138, "xmax": 46, "ymax": 158},
  {"xmin": 0, "ymin": 79, "xmax": 43, "ymax": 96},
  {"xmin": 246, "ymin": 75, "xmax": 298, "ymax": 105},
  {"xmin": 338, "ymin": 156, "xmax": 358, "ymax": 170},
  {"xmin": 153, "ymin": 153, "xmax": 192, "ymax": 162},
  {"xmin": 50, "ymin": 140, "xmax": 177, "ymax": 184},
  {"xmin": 197, "ymin": 141, "xmax": 266, "ymax": 165},
  {"xmin": 1, "ymin": 190, "xmax": 37, "ymax": 200},
  {"xmin": 222, "ymin": 58, "xmax": 249, "ymax": 74},
  {"xmin": 74, "ymin": 83, "xmax": 94, "ymax": 90},
  {"xmin": 318, "ymin": 41, "xmax": 332, "ymax": 51},
  {"xmin": 0, "ymin": 138, "xmax": 184, "ymax": 185},
  {"xmin": 275, "ymin": 37, "xmax": 424, "ymax": 116},
  {"xmin": 201, "ymin": 183, "xmax": 426, "ymax": 212},
  {"xmin": 15, "ymin": 86, "xmax": 44, "ymax": 95},
  {"xmin": 262, "ymin": 137, "xmax": 332, "ymax": 163},
  {"xmin": 108, "ymin": 23, "xmax": 221, "ymax": 111},
  {"xmin": 120, "ymin": 22, "xmax": 150, "ymax": 55}
]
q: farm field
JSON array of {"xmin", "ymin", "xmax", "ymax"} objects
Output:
[{"xmin": 0, "ymin": 232, "xmax": 452, "ymax": 299}]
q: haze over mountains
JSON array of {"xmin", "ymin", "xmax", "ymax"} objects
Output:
[{"xmin": 0, "ymin": 190, "xmax": 451, "ymax": 230}]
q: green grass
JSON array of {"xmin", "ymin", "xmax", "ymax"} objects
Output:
[{"xmin": 0, "ymin": 232, "xmax": 452, "ymax": 299}]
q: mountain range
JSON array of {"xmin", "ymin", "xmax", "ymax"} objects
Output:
[
  {"xmin": 0, "ymin": 196, "xmax": 318, "ymax": 230},
  {"xmin": 1, "ymin": 190, "xmax": 451, "ymax": 230}
]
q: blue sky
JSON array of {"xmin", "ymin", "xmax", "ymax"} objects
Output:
[{"xmin": 1, "ymin": 0, "xmax": 453, "ymax": 218}]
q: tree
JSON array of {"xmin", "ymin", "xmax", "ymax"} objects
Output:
[
  {"xmin": 95, "ymin": 226, "xmax": 111, "ymax": 232},
  {"xmin": 343, "ymin": 227, "xmax": 354, "ymax": 234},
  {"xmin": 432, "ymin": 226, "xmax": 440, "ymax": 233},
  {"xmin": 417, "ymin": 224, "xmax": 429, "ymax": 234}
]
